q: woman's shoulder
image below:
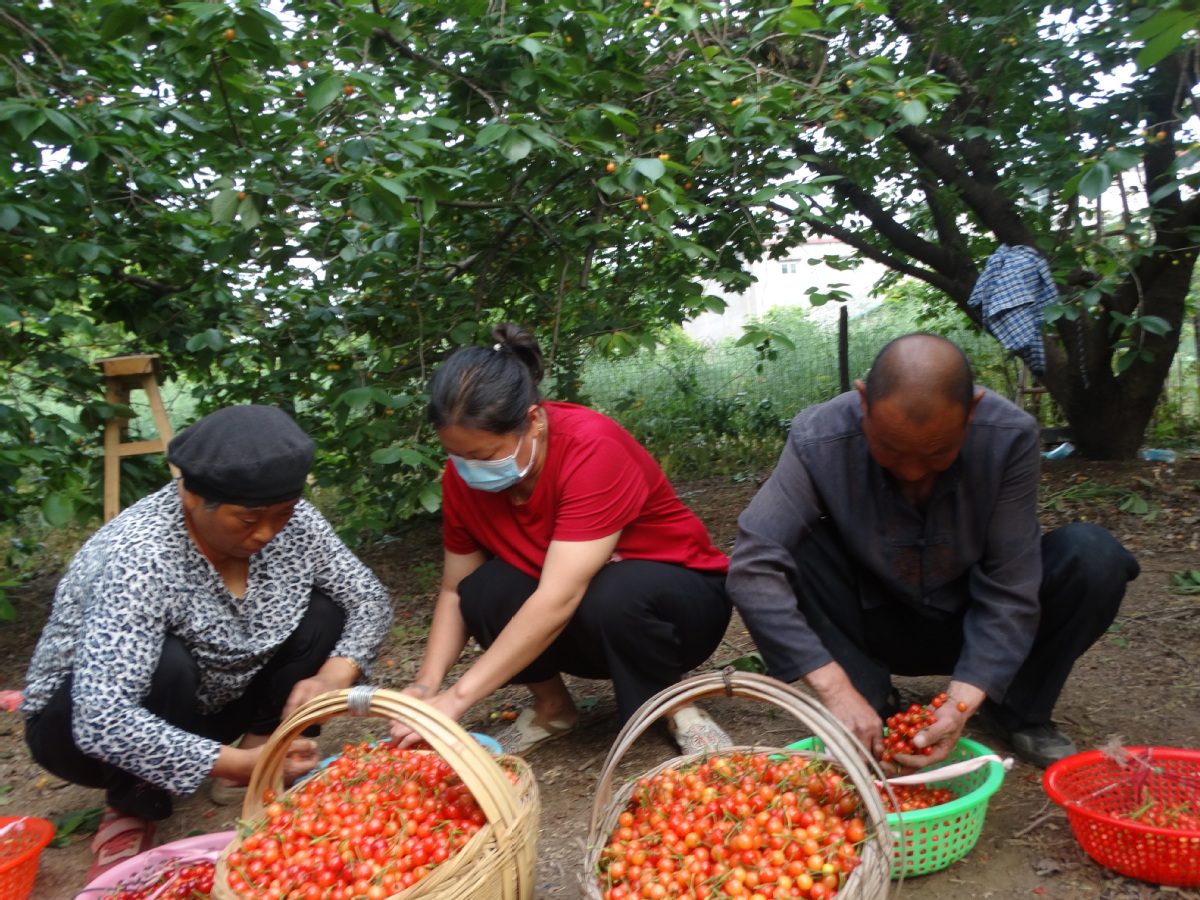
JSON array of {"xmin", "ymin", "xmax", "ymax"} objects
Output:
[{"xmin": 545, "ymin": 401, "xmax": 625, "ymax": 438}]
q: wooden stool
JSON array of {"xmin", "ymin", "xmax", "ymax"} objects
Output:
[{"xmin": 97, "ymin": 353, "xmax": 179, "ymax": 522}]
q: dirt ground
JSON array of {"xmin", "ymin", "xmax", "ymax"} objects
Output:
[{"xmin": 2, "ymin": 457, "xmax": 1199, "ymax": 900}]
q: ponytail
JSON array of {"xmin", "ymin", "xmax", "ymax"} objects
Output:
[{"xmin": 428, "ymin": 323, "xmax": 545, "ymax": 433}]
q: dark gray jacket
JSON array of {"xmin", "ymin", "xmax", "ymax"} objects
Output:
[{"xmin": 727, "ymin": 389, "xmax": 1042, "ymax": 700}]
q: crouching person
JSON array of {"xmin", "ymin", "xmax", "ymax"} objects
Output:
[{"xmin": 21, "ymin": 405, "xmax": 393, "ymax": 881}]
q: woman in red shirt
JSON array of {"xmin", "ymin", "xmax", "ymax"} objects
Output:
[{"xmin": 390, "ymin": 324, "xmax": 733, "ymax": 754}]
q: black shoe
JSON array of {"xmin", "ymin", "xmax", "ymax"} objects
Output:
[
  {"xmin": 1008, "ymin": 722, "xmax": 1077, "ymax": 768},
  {"xmin": 975, "ymin": 701, "xmax": 1077, "ymax": 769}
]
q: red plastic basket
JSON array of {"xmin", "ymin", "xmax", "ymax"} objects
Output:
[
  {"xmin": 1043, "ymin": 747, "xmax": 1200, "ymax": 887},
  {"xmin": 0, "ymin": 816, "xmax": 56, "ymax": 900}
]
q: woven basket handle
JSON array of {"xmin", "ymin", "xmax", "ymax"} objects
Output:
[
  {"xmin": 588, "ymin": 670, "xmax": 890, "ymax": 835},
  {"xmin": 239, "ymin": 686, "xmax": 521, "ymax": 830}
]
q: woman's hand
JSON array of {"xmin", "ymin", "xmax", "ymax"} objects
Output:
[
  {"xmin": 212, "ymin": 737, "xmax": 321, "ymax": 785},
  {"xmin": 280, "ymin": 737, "xmax": 321, "ymax": 783},
  {"xmin": 389, "ymin": 688, "xmax": 472, "ymax": 749},
  {"xmin": 281, "ymin": 657, "xmax": 361, "ymax": 721}
]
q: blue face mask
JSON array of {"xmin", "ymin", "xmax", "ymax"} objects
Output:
[{"xmin": 450, "ymin": 431, "xmax": 538, "ymax": 493}]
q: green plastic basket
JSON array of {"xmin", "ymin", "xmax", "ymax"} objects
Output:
[{"xmin": 788, "ymin": 735, "xmax": 1006, "ymax": 878}]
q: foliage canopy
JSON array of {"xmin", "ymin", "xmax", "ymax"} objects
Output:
[{"xmin": 2, "ymin": 0, "xmax": 1197, "ymax": 536}]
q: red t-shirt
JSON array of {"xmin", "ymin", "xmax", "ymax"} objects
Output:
[{"xmin": 441, "ymin": 402, "xmax": 729, "ymax": 578}]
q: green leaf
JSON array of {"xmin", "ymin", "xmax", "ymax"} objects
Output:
[
  {"xmin": 371, "ymin": 447, "xmax": 404, "ymax": 464},
  {"xmin": 1136, "ymin": 315, "xmax": 1171, "ymax": 336},
  {"xmin": 717, "ymin": 652, "xmax": 767, "ymax": 673},
  {"xmin": 0, "ymin": 208, "xmax": 18, "ymax": 231},
  {"xmin": 40, "ymin": 493, "xmax": 74, "ymax": 527},
  {"xmin": 499, "ymin": 130, "xmax": 532, "ymax": 162},
  {"xmin": 340, "ymin": 387, "xmax": 376, "ymax": 410},
  {"xmin": 1105, "ymin": 149, "xmax": 1142, "ymax": 171},
  {"xmin": 343, "ymin": 138, "xmax": 372, "ymax": 161},
  {"xmin": 777, "ymin": 7, "xmax": 821, "ymax": 34},
  {"xmin": 238, "ymin": 197, "xmax": 261, "ymax": 231},
  {"xmin": 1077, "ymin": 161, "xmax": 1112, "ymax": 202},
  {"xmin": 307, "ymin": 76, "xmax": 343, "ymax": 112},
  {"xmin": 1119, "ymin": 493, "xmax": 1148, "ymax": 515},
  {"xmin": 475, "ymin": 122, "xmax": 509, "ymax": 146},
  {"xmin": 632, "ymin": 158, "xmax": 666, "ymax": 180},
  {"xmin": 11, "ymin": 109, "xmax": 46, "ymax": 141},
  {"xmin": 898, "ymin": 100, "xmax": 926, "ymax": 127},
  {"xmin": 599, "ymin": 108, "xmax": 639, "ymax": 136},
  {"xmin": 673, "ymin": 4, "xmax": 701, "ymax": 30},
  {"xmin": 417, "ymin": 482, "xmax": 442, "ymax": 514},
  {"xmin": 50, "ymin": 807, "xmax": 105, "ymax": 848},
  {"xmin": 176, "ymin": 2, "xmax": 227, "ymax": 24},
  {"xmin": 43, "ymin": 109, "xmax": 81, "ymax": 140},
  {"xmin": 735, "ymin": 330, "xmax": 769, "ymax": 347},
  {"xmin": 98, "ymin": 2, "xmax": 146, "ymax": 42},
  {"xmin": 185, "ymin": 328, "xmax": 224, "ymax": 352},
  {"xmin": 373, "ymin": 175, "xmax": 409, "ymax": 200},
  {"xmin": 1131, "ymin": 8, "xmax": 1191, "ymax": 42},
  {"xmin": 1137, "ymin": 21, "xmax": 1191, "ymax": 70},
  {"xmin": 1042, "ymin": 303, "xmax": 1078, "ymax": 324},
  {"xmin": 398, "ymin": 448, "xmax": 432, "ymax": 467},
  {"xmin": 450, "ymin": 321, "xmax": 480, "ymax": 343},
  {"xmin": 517, "ymin": 36, "xmax": 543, "ymax": 59},
  {"xmin": 211, "ymin": 189, "xmax": 239, "ymax": 224}
]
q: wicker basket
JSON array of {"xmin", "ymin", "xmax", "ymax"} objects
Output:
[
  {"xmin": 212, "ymin": 686, "xmax": 540, "ymax": 900},
  {"xmin": 581, "ymin": 670, "xmax": 897, "ymax": 900}
]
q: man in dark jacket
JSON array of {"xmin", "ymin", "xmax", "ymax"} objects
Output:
[{"xmin": 727, "ymin": 333, "xmax": 1138, "ymax": 769}]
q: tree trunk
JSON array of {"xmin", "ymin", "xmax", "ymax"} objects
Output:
[{"xmin": 1038, "ymin": 260, "xmax": 1194, "ymax": 459}]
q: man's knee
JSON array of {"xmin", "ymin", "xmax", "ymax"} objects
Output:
[
  {"xmin": 1041, "ymin": 522, "xmax": 1138, "ymax": 623},
  {"xmin": 1044, "ymin": 523, "xmax": 1139, "ymax": 584}
]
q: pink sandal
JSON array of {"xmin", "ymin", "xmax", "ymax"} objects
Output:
[{"xmin": 87, "ymin": 809, "xmax": 156, "ymax": 883}]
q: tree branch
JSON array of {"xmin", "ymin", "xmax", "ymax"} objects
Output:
[
  {"xmin": 792, "ymin": 138, "xmax": 968, "ymax": 278},
  {"xmin": 779, "ymin": 199, "xmax": 966, "ymax": 301},
  {"xmin": 370, "ymin": 27, "xmax": 502, "ymax": 118},
  {"xmin": 208, "ymin": 53, "xmax": 245, "ymax": 149},
  {"xmin": 1, "ymin": 10, "xmax": 68, "ymax": 75},
  {"xmin": 115, "ymin": 271, "xmax": 193, "ymax": 296},
  {"xmin": 890, "ymin": 123, "xmax": 1036, "ymax": 246}
]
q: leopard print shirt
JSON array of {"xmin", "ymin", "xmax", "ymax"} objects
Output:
[{"xmin": 21, "ymin": 482, "xmax": 393, "ymax": 795}]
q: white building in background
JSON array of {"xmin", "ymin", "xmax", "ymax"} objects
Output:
[{"xmin": 684, "ymin": 236, "xmax": 889, "ymax": 343}]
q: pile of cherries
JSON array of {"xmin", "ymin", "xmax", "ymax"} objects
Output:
[
  {"xmin": 1123, "ymin": 798, "xmax": 1200, "ymax": 831},
  {"xmin": 880, "ymin": 692, "xmax": 967, "ymax": 762},
  {"xmin": 101, "ymin": 860, "xmax": 215, "ymax": 900},
  {"xmin": 875, "ymin": 784, "xmax": 957, "ymax": 815},
  {"xmin": 598, "ymin": 751, "xmax": 869, "ymax": 900},
  {"xmin": 223, "ymin": 741, "xmax": 515, "ymax": 900}
]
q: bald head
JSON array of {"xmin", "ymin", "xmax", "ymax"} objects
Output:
[{"xmin": 863, "ymin": 334, "xmax": 975, "ymax": 424}]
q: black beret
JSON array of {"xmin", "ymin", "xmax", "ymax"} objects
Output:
[{"xmin": 168, "ymin": 405, "xmax": 315, "ymax": 507}]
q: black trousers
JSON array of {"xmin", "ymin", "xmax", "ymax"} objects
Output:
[
  {"xmin": 458, "ymin": 559, "xmax": 732, "ymax": 723},
  {"xmin": 794, "ymin": 522, "xmax": 1139, "ymax": 724},
  {"xmin": 24, "ymin": 590, "xmax": 345, "ymax": 820}
]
